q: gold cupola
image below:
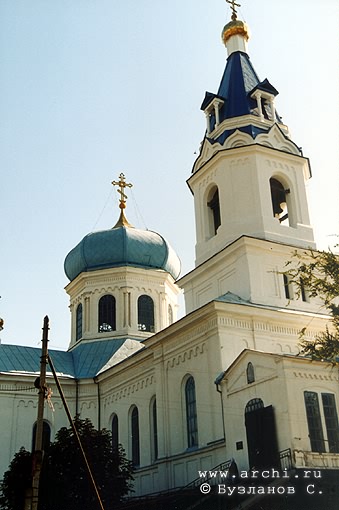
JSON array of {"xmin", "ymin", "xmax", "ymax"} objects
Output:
[{"xmin": 222, "ymin": 1, "xmax": 250, "ymax": 55}]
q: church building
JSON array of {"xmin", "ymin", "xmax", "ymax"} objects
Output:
[{"xmin": 0, "ymin": 3, "xmax": 338, "ymax": 507}]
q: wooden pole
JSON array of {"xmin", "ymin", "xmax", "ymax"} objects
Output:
[
  {"xmin": 47, "ymin": 354, "xmax": 105, "ymax": 510},
  {"xmin": 31, "ymin": 315, "xmax": 49, "ymax": 510}
]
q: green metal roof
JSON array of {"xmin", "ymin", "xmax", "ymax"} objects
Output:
[{"xmin": 0, "ymin": 338, "xmax": 142, "ymax": 379}]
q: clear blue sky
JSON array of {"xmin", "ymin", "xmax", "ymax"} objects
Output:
[{"xmin": 1, "ymin": 0, "xmax": 338, "ymax": 349}]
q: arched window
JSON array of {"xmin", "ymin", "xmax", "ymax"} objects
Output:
[
  {"xmin": 168, "ymin": 304, "xmax": 173, "ymax": 326},
  {"xmin": 245, "ymin": 398, "xmax": 264, "ymax": 414},
  {"xmin": 246, "ymin": 362, "xmax": 255, "ymax": 384},
  {"xmin": 270, "ymin": 178, "xmax": 290, "ymax": 226},
  {"xmin": 131, "ymin": 406, "xmax": 140, "ymax": 467},
  {"xmin": 76, "ymin": 303, "xmax": 83, "ymax": 341},
  {"xmin": 138, "ymin": 295, "xmax": 154, "ymax": 332},
  {"xmin": 112, "ymin": 414, "xmax": 119, "ymax": 452},
  {"xmin": 207, "ymin": 187, "xmax": 221, "ymax": 235},
  {"xmin": 151, "ymin": 398, "xmax": 158, "ymax": 461},
  {"xmin": 32, "ymin": 420, "xmax": 51, "ymax": 452},
  {"xmin": 185, "ymin": 376, "xmax": 198, "ymax": 448},
  {"xmin": 98, "ymin": 295, "xmax": 116, "ymax": 333}
]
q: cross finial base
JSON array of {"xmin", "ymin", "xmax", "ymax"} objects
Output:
[
  {"xmin": 111, "ymin": 173, "xmax": 134, "ymax": 228},
  {"xmin": 226, "ymin": 0, "xmax": 241, "ymax": 20}
]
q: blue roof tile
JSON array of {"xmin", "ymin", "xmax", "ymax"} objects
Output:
[
  {"xmin": 0, "ymin": 338, "xmax": 140, "ymax": 380},
  {"xmin": 71, "ymin": 338, "xmax": 126, "ymax": 378},
  {"xmin": 217, "ymin": 52, "xmax": 260, "ymax": 119},
  {"xmin": 201, "ymin": 51, "xmax": 283, "ymax": 147}
]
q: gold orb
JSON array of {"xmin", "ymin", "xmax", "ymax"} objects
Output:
[{"xmin": 222, "ymin": 19, "xmax": 250, "ymax": 45}]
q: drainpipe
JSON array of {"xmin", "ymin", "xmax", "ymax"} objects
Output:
[
  {"xmin": 215, "ymin": 372, "xmax": 226, "ymax": 442},
  {"xmin": 94, "ymin": 377, "xmax": 101, "ymax": 429},
  {"xmin": 75, "ymin": 379, "xmax": 79, "ymax": 416}
]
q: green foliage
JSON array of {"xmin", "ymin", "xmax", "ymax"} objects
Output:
[
  {"xmin": 0, "ymin": 447, "xmax": 32, "ymax": 510},
  {"xmin": 286, "ymin": 246, "xmax": 339, "ymax": 363},
  {"xmin": 0, "ymin": 417, "xmax": 133, "ymax": 510}
]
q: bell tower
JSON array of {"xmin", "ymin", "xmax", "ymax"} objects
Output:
[{"xmin": 179, "ymin": 5, "xmax": 316, "ymax": 314}]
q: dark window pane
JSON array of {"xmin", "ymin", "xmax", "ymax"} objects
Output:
[
  {"xmin": 152, "ymin": 399, "xmax": 158, "ymax": 461},
  {"xmin": 322, "ymin": 393, "xmax": 339, "ymax": 453},
  {"xmin": 76, "ymin": 303, "xmax": 82, "ymax": 341},
  {"xmin": 138, "ymin": 295, "xmax": 154, "ymax": 332},
  {"xmin": 98, "ymin": 295, "xmax": 116, "ymax": 333},
  {"xmin": 131, "ymin": 407, "xmax": 140, "ymax": 467},
  {"xmin": 283, "ymin": 274, "xmax": 290, "ymax": 299},
  {"xmin": 304, "ymin": 391, "xmax": 325, "ymax": 453},
  {"xmin": 112, "ymin": 414, "xmax": 119, "ymax": 452},
  {"xmin": 208, "ymin": 188, "xmax": 221, "ymax": 235},
  {"xmin": 246, "ymin": 362, "xmax": 255, "ymax": 384},
  {"xmin": 185, "ymin": 376, "xmax": 198, "ymax": 448}
]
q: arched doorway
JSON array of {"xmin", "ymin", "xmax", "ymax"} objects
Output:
[{"xmin": 245, "ymin": 398, "xmax": 279, "ymax": 469}]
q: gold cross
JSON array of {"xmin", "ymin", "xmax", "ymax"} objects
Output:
[
  {"xmin": 226, "ymin": 0, "xmax": 241, "ymax": 20},
  {"xmin": 112, "ymin": 173, "xmax": 133, "ymax": 210}
]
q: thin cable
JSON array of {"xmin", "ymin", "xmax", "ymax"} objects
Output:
[
  {"xmin": 91, "ymin": 188, "xmax": 114, "ymax": 231},
  {"xmin": 130, "ymin": 189, "xmax": 148, "ymax": 230}
]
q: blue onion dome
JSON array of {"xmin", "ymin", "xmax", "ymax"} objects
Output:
[
  {"xmin": 64, "ymin": 225, "xmax": 181, "ymax": 282},
  {"xmin": 64, "ymin": 174, "xmax": 181, "ymax": 282}
]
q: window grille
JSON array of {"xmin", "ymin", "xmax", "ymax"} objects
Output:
[{"xmin": 185, "ymin": 376, "xmax": 198, "ymax": 448}]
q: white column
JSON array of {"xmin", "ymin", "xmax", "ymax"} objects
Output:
[
  {"xmin": 84, "ymin": 294, "xmax": 90, "ymax": 333},
  {"xmin": 123, "ymin": 289, "xmax": 132, "ymax": 328},
  {"xmin": 205, "ymin": 111, "xmax": 211, "ymax": 134},
  {"xmin": 255, "ymin": 92, "xmax": 263, "ymax": 118},
  {"xmin": 214, "ymin": 103, "xmax": 220, "ymax": 127},
  {"xmin": 269, "ymin": 98, "xmax": 275, "ymax": 121}
]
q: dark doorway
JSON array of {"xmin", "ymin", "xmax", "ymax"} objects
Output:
[{"xmin": 245, "ymin": 401, "xmax": 279, "ymax": 469}]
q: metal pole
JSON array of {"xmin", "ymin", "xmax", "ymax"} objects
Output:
[{"xmin": 31, "ymin": 315, "xmax": 49, "ymax": 510}]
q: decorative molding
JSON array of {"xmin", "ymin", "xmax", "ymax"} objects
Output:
[
  {"xmin": 193, "ymin": 123, "xmax": 298, "ymax": 172},
  {"xmin": 50, "ymin": 401, "xmax": 63, "ymax": 411},
  {"xmin": 256, "ymin": 126, "xmax": 299, "ymax": 155},
  {"xmin": 17, "ymin": 399, "xmax": 37, "ymax": 409},
  {"xmin": 197, "ymin": 167, "xmax": 217, "ymax": 191},
  {"xmin": 0, "ymin": 385, "xmax": 36, "ymax": 393},
  {"xmin": 224, "ymin": 130, "xmax": 253, "ymax": 149},
  {"xmin": 166, "ymin": 342, "xmax": 206, "ymax": 369},
  {"xmin": 80, "ymin": 400, "xmax": 97, "ymax": 411},
  {"xmin": 218, "ymin": 316, "xmax": 252, "ymax": 330},
  {"xmin": 293, "ymin": 372, "xmax": 339, "ymax": 382},
  {"xmin": 104, "ymin": 375, "xmax": 155, "ymax": 406},
  {"xmin": 253, "ymin": 321, "xmax": 298, "ymax": 336},
  {"xmin": 217, "ymin": 313, "xmax": 321, "ymax": 340},
  {"xmin": 266, "ymin": 159, "xmax": 295, "ymax": 172}
]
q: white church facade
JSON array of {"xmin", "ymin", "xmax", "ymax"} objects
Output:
[{"xmin": 1, "ymin": 5, "xmax": 339, "ymax": 507}]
